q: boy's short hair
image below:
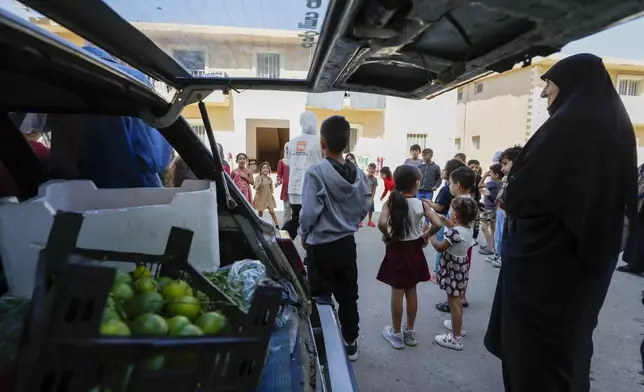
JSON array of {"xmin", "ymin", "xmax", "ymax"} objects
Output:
[
  {"xmin": 320, "ymin": 115, "xmax": 351, "ymax": 153},
  {"xmin": 490, "ymin": 163, "xmax": 504, "ymax": 178},
  {"xmin": 422, "ymin": 148, "xmax": 433, "ymax": 155},
  {"xmin": 500, "ymin": 145, "xmax": 522, "ymax": 163},
  {"xmin": 444, "ymin": 158, "xmax": 466, "ymax": 178},
  {"xmin": 368, "ymin": 162, "xmax": 377, "ymax": 169},
  {"xmin": 450, "ymin": 166, "xmax": 476, "ymax": 190},
  {"xmin": 467, "ymin": 159, "xmax": 480, "ymax": 166},
  {"xmin": 454, "ymin": 152, "xmax": 466, "ymax": 161},
  {"xmin": 409, "ymin": 144, "xmax": 422, "ymax": 152}
]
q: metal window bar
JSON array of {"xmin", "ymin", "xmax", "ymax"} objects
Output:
[
  {"xmin": 406, "ymin": 134, "xmax": 427, "ymax": 150},
  {"xmin": 257, "ymin": 53, "xmax": 281, "ymax": 78},
  {"xmin": 619, "ymin": 80, "xmax": 640, "ymax": 96}
]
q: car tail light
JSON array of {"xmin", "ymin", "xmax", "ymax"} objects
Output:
[{"xmin": 275, "ymin": 230, "xmax": 306, "ymax": 276}]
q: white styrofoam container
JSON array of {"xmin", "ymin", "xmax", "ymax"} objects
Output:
[{"xmin": 0, "ymin": 179, "xmax": 219, "ymax": 297}]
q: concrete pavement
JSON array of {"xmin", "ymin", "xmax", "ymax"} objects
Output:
[{"xmin": 277, "ymin": 212, "xmax": 644, "ymax": 392}]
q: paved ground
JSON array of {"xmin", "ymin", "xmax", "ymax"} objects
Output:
[{"xmin": 275, "ymin": 211, "xmax": 644, "ymax": 392}]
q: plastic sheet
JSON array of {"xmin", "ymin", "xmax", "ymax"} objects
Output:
[
  {"xmin": 207, "ymin": 259, "xmax": 266, "ymax": 312},
  {"xmin": 274, "ymin": 278, "xmax": 300, "ymax": 353}
]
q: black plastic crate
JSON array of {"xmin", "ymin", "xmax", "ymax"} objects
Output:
[{"xmin": 14, "ymin": 212, "xmax": 283, "ymax": 392}]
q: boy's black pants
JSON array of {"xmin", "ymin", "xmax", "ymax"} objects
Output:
[{"xmin": 307, "ymin": 235, "xmax": 359, "ymax": 343}]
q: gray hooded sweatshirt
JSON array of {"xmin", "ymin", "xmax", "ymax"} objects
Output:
[
  {"xmin": 287, "ymin": 111, "xmax": 323, "ymax": 205},
  {"xmin": 298, "ymin": 159, "xmax": 373, "ymax": 245}
]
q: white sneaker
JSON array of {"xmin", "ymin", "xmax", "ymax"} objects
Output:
[
  {"xmin": 402, "ymin": 324, "xmax": 418, "ymax": 346},
  {"xmin": 443, "ymin": 319, "xmax": 467, "ymax": 336},
  {"xmin": 491, "ymin": 258, "xmax": 502, "ymax": 268},
  {"xmin": 434, "ymin": 332, "xmax": 464, "ymax": 351},
  {"xmin": 382, "ymin": 326, "xmax": 405, "ymax": 349}
]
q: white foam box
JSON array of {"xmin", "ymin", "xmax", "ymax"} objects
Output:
[{"xmin": 0, "ymin": 179, "xmax": 219, "ymax": 297}]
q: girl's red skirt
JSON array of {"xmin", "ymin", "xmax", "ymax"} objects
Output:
[{"xmin": 377, "ymin": 238, "xmax": 431, "ymax": 289}]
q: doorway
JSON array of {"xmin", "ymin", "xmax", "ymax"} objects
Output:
[{"xmin": 256, "ymin": 127, "xmax": 290, "ymax": 170}]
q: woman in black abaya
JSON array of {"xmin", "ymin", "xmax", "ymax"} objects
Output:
[{"xmin": 484, "ymin": 54, "xmax": 638, "ymax": 392}]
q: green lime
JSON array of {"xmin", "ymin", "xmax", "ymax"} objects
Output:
[
  {"xmin": 142, "ymin": 355, "xmax": 165, "ymax": 371},
  {"xmin": 114, "ymin": 270, "xmax": 133, "ymax": 285},
  {"xmin": 111, "ymin": 282, "xmax": 134, "ymax": 302},
  {"xmin": 134, "ymin": 277, "xmax": 158, "ymax": 294},
  {"xmin": 99, "ymin": 320, "xmax": 131, "ymax": 336},
  {"xmin": 157, "ymin": 277, "xmax": 173, "ymax": 291},
  {"xmin": 161, "ymin": 280, "xmax": 192, "ymax": 301},
  {"xmin": 167, "ymin": 296, "xmax": 202, "ymax": 321},
  {"xmin": 125, "ymin": 292, "xmax": 164, "ymax": 318},
  {"xmin": 178, "ymin": 324, "xmax": 204, "ymax": 336},
  {"xmin": 195, "ymin": 312, "xmax": 228, "ymax": 335},
  {"xmin": 167, "ymin": 316, "xmax": 192, "ymax": 336},
  {"xmin": 133, "ymin": 265, "xmax": 152, "ymax": 280},
  {"xmin": 102, "ymin": 308, "xmax": 121, "ymax": 323},
  {"xmin": 131, "ymin": 313, "xmax": 168, "ymax": 336}
]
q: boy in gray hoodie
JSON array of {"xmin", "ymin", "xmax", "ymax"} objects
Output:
[{"xmin": 298, "ymin": 115, "xmax": 372, "ymax": 362}]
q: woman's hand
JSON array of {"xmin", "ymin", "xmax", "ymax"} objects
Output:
[{"xmin": 380, "ymin": 196, "xmax": 384, "ymax": 202}]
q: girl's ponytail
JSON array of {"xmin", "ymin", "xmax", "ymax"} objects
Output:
[{"xmin": 387, "ymin": 189, "xmax": 411, "ymax": 241}]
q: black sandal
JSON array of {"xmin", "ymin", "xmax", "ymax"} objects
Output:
[
  {"xmin": 617, "ymin": 265, "xmax": 644, "ymax": 275},
  {"xmin": 435, "ymin": 301, "xmax": 450, "ymax": 313}
]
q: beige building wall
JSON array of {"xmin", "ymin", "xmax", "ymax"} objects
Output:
[
  {"xmin": 455, "ymin": 67, "xmax": 532, "ymax": 164},
  {"xmin": 140, "ymin": 27, "xmax": 311, "ymax": 79}
]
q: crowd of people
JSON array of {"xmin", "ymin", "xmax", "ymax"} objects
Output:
[
  {"xmin": 224, "ymin": 53, "xmax": 638, "ymax": 392},
  {"xmin": 156, "ymin": 54, "xmax": 640, "ymax": 391}
]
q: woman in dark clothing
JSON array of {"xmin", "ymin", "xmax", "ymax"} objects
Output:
[
  {"xmin": 484, "ymin": 54, "xmax": 638, "ymax": 392},
  {"xmin": 617, "ymin": 163, "xmax": 644, "ymax": 275}
]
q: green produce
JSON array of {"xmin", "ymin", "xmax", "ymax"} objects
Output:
[
  {"xmin": 167, "ymin": 296, "xmax": 202, "ymax": 321},
  {"xmin": 156, "ymin": 276, "xmax": 173, "ymax": 291},
  {"xmin": 161, "ymin": 280, "xmax": 192, "ymax": 301},
  {"xmin": 134, "ymin": 277, "xmax": 158, "ymax": 294},
  {"xmin": 99, "ymin": 320, "xmax": 131, "ymax": 336},
  {"xmin": 131, "ymin": 313, "xmax": 168, "ymax": 336},
  {"xmin": 195, "ymin": 312, "xmax": 228, "ymax": 335},
  {"xmin": 166, "ymin": 316, "xmax": 192, "ymax": 336},
  {"xmin": 178, "ymin": 324, "xmax": 204, "ymax": 336},
  {"xmin": 125, "ymin": 292, "xmax": 164, "ymax": 318},
  {"xmin": 102, "ymin": 308, "xmax": 121, "ymax": 323},
  {"xmin": 133, "ymin": 265, "xmax": 152, "ymax": 280},
  {"xmin": 111, "ymin": 282, "xmax": 134, "ymax": 302},
  {"xmin": 142, "ymin": 355, "xmax": 165, "ymax": 371},
  {"xmin": 203, "ymin": 270, "xmax": 245, "ymax": 310},
  {"xmin": 114, "ymin": 270, "xmax": 133, "ymax": 285}
]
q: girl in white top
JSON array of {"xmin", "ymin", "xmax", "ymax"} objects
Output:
[
  {"xmin": 429, "ymin": 196, "xmax": 478, "ymax": 351},
  {"xmin": 377, "ymin": 165, "xmax": 442, "ymax": 349}
]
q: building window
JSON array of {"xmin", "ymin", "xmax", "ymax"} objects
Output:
[
  {"xmin": 173, "ymin": 49, "xmax": 206, "ymax": 72},
  {"xmin": 406, "ymin": 134, "xmax": 427, "ymax": 151},
  {"xmin": 457, "ymin": 89, "xmax": 463, "ymax": 101},
  {"xmin": 257, "ymin": 53, "xmax": 281, "ymax": 78},
  {"xmin": 474, "ymin": 82, "xmax": 484, "ymax": 94},
  {"xmin": 618, "ymin": 78, "xmax": 642, "ymax": 96},
  {"xmin": 455, "ymin": 138, "xmax": 462, "ymax": 152},
  {"xmin": 344, "ymin": 128, "xmax": 359, "ymax": 153},
  {"xmin": 471, "ymin": 136, "xmax": 480, "ymax": 151},
  {"xmin": 191, "ymin": 124, "xmax": 208, "ymax": 144}
]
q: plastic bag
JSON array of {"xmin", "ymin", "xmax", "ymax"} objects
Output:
[
  {"xmin": 274, "ymin": 278, "xmax": 299, "ymax": 353},
  {"xmin": 225, "ymin": 259, "xmax": 266, "ymax": 312}
]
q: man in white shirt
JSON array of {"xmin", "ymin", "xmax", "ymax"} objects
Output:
[{"xmin": 282, "ymin": 111, "xmax": 323, "ymax": 239}]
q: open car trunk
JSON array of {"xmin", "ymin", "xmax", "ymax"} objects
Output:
[{"xmin": 11, "ymin": 0, "xmax": 644, "ymax": 99}]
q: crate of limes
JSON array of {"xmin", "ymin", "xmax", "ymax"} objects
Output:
[{"xmin": 14, "ymin": 212, "xmax": 282, "ymax": 392}]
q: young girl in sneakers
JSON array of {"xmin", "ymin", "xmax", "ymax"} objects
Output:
[
  {"xmin": 430, "ymin": 196, "xmax": 478, "ymax": 351},
  {"xmin": 377, "ymin": 165, "xmax": 442, "ymax": 349}
]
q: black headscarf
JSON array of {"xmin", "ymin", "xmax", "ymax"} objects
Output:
[{"xmin": 503, "ymin": 53, "xmax": 637, "ymax": 276}]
